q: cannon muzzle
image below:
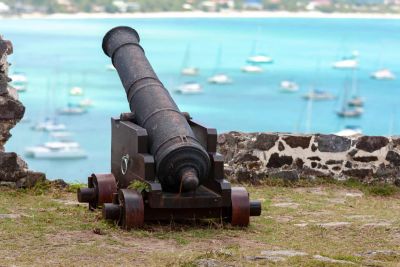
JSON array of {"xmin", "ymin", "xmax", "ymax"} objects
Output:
[{"xmin": 102, "ymin": 26, "xmax": 210, "ymax": 193}]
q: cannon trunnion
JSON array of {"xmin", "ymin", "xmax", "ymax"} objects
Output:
[{"xmin": 77, "ymin": 26, "xmax": 261, "ymax": 229}]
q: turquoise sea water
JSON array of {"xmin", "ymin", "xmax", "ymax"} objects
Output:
[{"xmin": 0, "ymin": 17, "xmax": 399, "ymax": 182}]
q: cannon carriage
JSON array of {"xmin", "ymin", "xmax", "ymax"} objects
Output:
[{"xmin": 77, "ymin": 26, "xmax": 261, "ymax": 230}]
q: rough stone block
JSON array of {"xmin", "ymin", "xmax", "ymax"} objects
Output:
[
  {"xmin": 0, "ymin": 96, "xmax": 25, "ymax": 120},
  {"xmin": 267, "ymin": 153, "xmax": 293, "ymax": 168},
  {"xmin": 356, "ymin": 136, "xmax": 389, "ymax": 153},
  {"xmin": 386, "ymin": 151, "xmax": 400, "ymax": 166},
  {"xmin": 283, "ymin": 135, "xmax": 311, "ymax": 149},
  {"xmin": 269, "ymin": 170, "xmax": 299, "ymax": 181},
  {"xmin": 252, "ymin": 133, "xmax": 278, "ymax": 151},
  {"xmin": 316, "ymin": 134, "xmax": 351, "ymax": 152},
  {"xmin": 342, "ymin": 169, "xmax": 373, "ymax": 179}
]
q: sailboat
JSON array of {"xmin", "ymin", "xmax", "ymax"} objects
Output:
[
  {"xmin": 175, "ymin": 82, "xmax": 203, "ymax": 94},
  {"xmin": 69, "ymin": 86, "xmax": 84, "ymax": 96},
  {"xmin": 371, "ymin": 69, "xmax": 395, "ymax": 80},
  {"xmin": 336, "ymin": 80, "xmax": 363, "ymax": 118},
  {"xmin": 241, "ymin": 65, "xmax": 263, "ymax": 73},
  {"xmin": 181, "ymin": 44, "xmax": 199, "ymax": 76},
  {"xmin": 332, "ymin": 50, "xmax": 358, "ymax": 69},
  {"xmin": 208, "ymin": 45, "xmax": 232, "ymax": 85},
  {"xmin": 347, "ymin": 69, "xmax": 364, "ymax": 107},
  {"xmin": 58, "ymin": 103, "xmax": 87, "ymax": 115},
  {"xmin": 246, "ymin": 40, "xmax": 273, "ymax": 64},
  {"xmin": 32, "ymin": 79, "xmax": 67, "ymax": 132},
  {"xmin": 25, "ymin": 140, "xmax": 87, "ymax": 159},
  {"xmin": 303, "ymin": 89, "xmax": 335, "ymax": 101},
  {"xmin": 280, "ymin": 80, "xmax": 299, "ymax": 93},
  {"xmin": 31, "ymin": 118, "xmax": 67, "ymax": 132}
]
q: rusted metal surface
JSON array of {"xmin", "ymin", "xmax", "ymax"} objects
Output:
[
  {"xmin": 77, "ymin": 173, "xmax": 117, "ymax": 210},
  {"xmin": 102, "ymin": 26, "xmax": 210, "ymax": 193},
  {"xmin": 79, "ymin": 26, "xmax": 261, "ymax": 229},
  {"xmin": 118, "ymin": 189, "xmax": 144, "ymax": 230},
  {"xmin": 230, "ymin": 187, "xmax": 250, "ymax": 226}
]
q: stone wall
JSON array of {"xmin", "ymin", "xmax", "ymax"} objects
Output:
[
  {"xmin": 218, "ymin": 132, "xmax": 400, "ymax": 185},
  {"xmin": 0, "ymin": 36, "xmax": 44, "ymax": 188}
]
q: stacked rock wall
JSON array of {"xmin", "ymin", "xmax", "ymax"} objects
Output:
[
  {"xmin": 0, "ymin": 36, "xmax": 44, "ymax": 188},
  {"xmin": 218, "ymin": 132, "xmax": 400, "ymax": 184}
]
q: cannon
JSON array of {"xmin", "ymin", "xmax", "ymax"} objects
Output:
[{"xmin": 77, "ymin": 26, "xmax": 261, "ymax": 230}]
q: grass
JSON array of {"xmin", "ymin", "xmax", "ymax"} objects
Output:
[{"xmin": 0, "ymin": 181, "xmax": 400, "ymax": 266}]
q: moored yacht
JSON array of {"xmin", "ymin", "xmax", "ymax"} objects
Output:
[
  {"xmin": 69, "ymin": 86, "xmax": 84, "ymax": 96},
  {"xmin": 175, "ymin": 82, "xmax": 203, "ymax": 94},
  {"xmin": 337, "ymin": 107, "xmax": 363, "ymax": 118},
  {"xmin": 332, "ymin": 58, "xmax": 358, "ymax": 69},
  {"xmin": 280, "ymin": 81, "xmax": 299, "ymax": 92},
  {"xmin": 31, "ymin": 118, "xmax": 66, "ymax": 132},
  {"xmin": 181, "ymin": 67, "xmax": 199, "ymax": 76},
  {"xmin": 247, "ymin": 55, "xmax": 273, "ymax": 64},
  {"xmin": 208, "ymin": 74, "xmax": 232, "ymax": 84},
  {"xmin": 348, "ymin": 96, "xmax": 364, "ymax": 107},
  {"xmin": 25, "ymin": 143, "xmax": 87, "ymax": 159},
  {"xmin": 370, "ymin": 69, "xmax": 395, "ymax": 80},
  {"xmin": 58, "ymin": 104, "xmax": 87, "ymax": 115},
  {"xmin": 303, "ymin": 90, "xmax": 335, "ymax": 100},
  {"xmin": 241, "ymin": 65, "xmax": 263, "ymax": 73}
]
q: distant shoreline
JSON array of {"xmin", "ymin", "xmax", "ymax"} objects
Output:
[{"xmin": 1, "ymin": 11, "xmax": 400, "ymax": 20}]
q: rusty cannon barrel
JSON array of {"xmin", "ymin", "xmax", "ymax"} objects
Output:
[{"xmin": 102, "ymin": 26, "xmax": 210, "ymax": 193}]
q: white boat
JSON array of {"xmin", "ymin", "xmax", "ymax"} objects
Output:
[
  {"xmin": 79, "ymin": 98, "xmax": 94, "ymax": 107},
  {"xmin": 58, "ymin": 105, "xmax": 87, "ymax": 115},
  {"xmin": 31, "ymin": 119, "xmax": 66, "ymax": 132},
  {"xmin": 348, "ymin": 96, "xmax": 364, "ymax": 107},
  {"xmin": 303, "ymin": 90, "xmax": 335, "ymax": 100},
  {"xmin": 175, "ymin": 82, "xmax": 203, "ymax": 94},
  {"xmin": 241, "ymin": 65, "xmax": 263, "ymax": 73},
  {"xmin": 247, "ymin": 55, "xmax": 273, "ymax": 64},
  {"xmin": 332, "ymin": 58, "xmax": 358, "ymax": 69},
  {"xmin": 43, "ymin": 141, "xmax": 80, "ymax": 149},
  {"xmin": 181, "ymin": 67, "xmax": 199, "ymax": 76},
  {"xmin": 25, "ymin": 144, "xmax": 87, "ymax": 159},
  {"xmin": 337, "ymin": 107, "xmax": 363, "ymax": 118},
  {"xmin": 335, "ymin": 126, "xmax": 362, "ymax": 137},
  {"xmin": 10, "ymin": 73, "xmax": 28, "ymax": 92},
  {"xmin": 280, "ymin": 81, "xmax": 299, "ymax": 92},
  {"xmin": 208, "ymin": 74, "xmax": 232, "ymax": 84},
  {"xmin": 370, "ymin": 69, "xmax": 395, "ymax": 80},
  {"xmin": 69, "ymin": 86, "xmax": 84, "ymax": 96},
  {"xmin": 181, "ymin": 44, "xmax": 199, "ymax": 76},
  {"xmin": 50, "ymin": 131, "xmax": 73, "ymax": 140},
  {"xmin": 207, "ymin": 46, "xmax": 232, "ymax": 85}
]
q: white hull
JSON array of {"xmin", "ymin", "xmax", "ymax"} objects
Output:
[
  {"xmin": 280, "ymin": 81, "xmax": 299, "ymax": 92},
  {"xmin": 69, "ymin": 87, "xmax": 84, "ymax": 96},
  {"xmin": 241, "ymin": 65, "xmax": 263, "ymax": 73},
  {"xmin": 25, "ymin": 141, "xmax": 87, "ymax": 159},
  {"xmin": 208, "ymin": 74, "xmax": 232, "ymax": 84},
  {"xmin": 332, "ymin": 59, "xmax": 358, "ymax": 69},
  {"xmin": 25, "ymin": 149, "xmax": 87, "ymax": 159},
  {"xmin": 58, "ymin": 107, "xmax": 87, "ymax": 115},
  {"xmin": 175, "ymin": 83, "xmax": 203, "ymax": 94},
  {"xmin": 181, "ymin": 67, "xmax": 199, "ymax": 76},
  {"xmin": 247, "ymin": 55, "xmax": 273, "ymax": 64},
  {"xmin": 32, "ymin": 121, "xmax": 67, "ymax": 132},
  {"xmin": 303, "ymin": 91, "xmax": 335, "ymax": 100},
  {"xmin": 371, "ymin": 69, "xmax": 395, "ymax": 80}
]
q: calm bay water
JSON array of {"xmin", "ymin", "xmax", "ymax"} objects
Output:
[{"xmin": 0, "ymin": 17, "xmax": 399, "ymax": 181}]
